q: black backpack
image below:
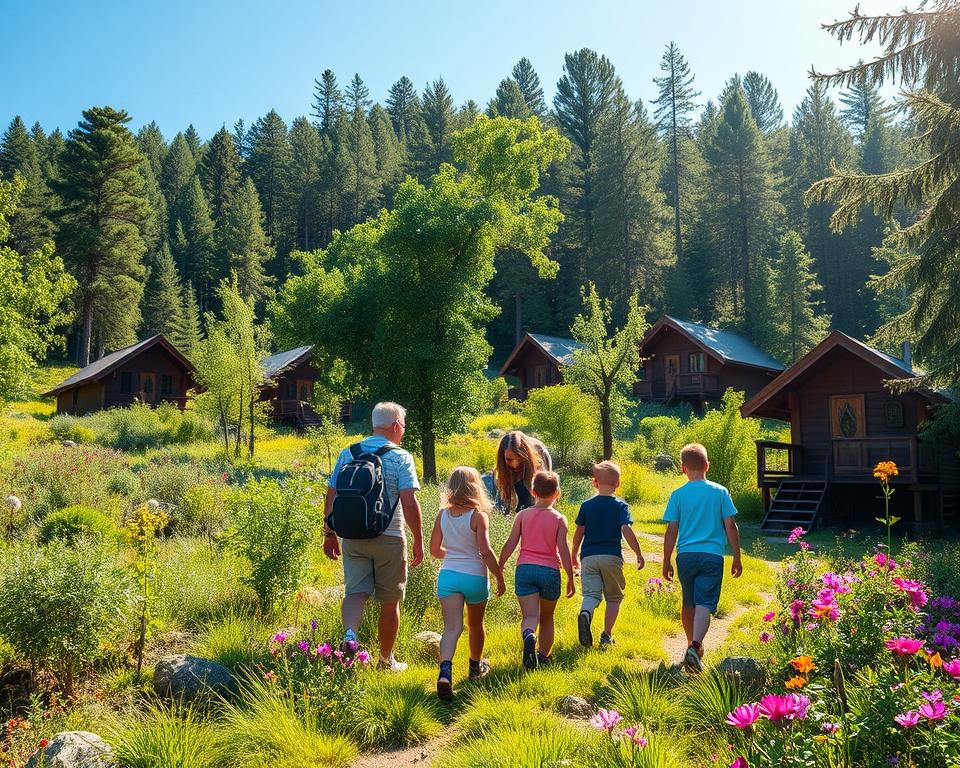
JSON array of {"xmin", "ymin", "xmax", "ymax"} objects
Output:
[{"xmin": 327, "ymin": 443, "xmax": 399, "ymax": 539}]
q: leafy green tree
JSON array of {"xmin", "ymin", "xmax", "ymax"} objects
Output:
[
  {"xmin": 512, "ymin": 57, "xmax": 547, "ymax": 117},
  {"xmin": 199, "ymin": 126, "xmax": 241, "ymax": 226},
  {"xmin": 523, "ymin": 385, "xmax": 598, "ymax": 467},
  {"xmin": 159, "ymin": 133, "xmax": 196, "ymax": 229},
  {"xmin": 0, "ymin": 116, "xmax": 53, "ymax": 254},
  {"xmin": 488, "ymin": 78, "xmax": 530, "ymax": 119},
  {"xmin": 743, "ymin": 71, "xmax": 784, "ymax": 133},
  {"xmin": 682, "ymin": 388, "xmax": 760, "ymax": 496},
  {"xmin": 246, "ymin": 110, "xmax": 294, "ymax": 263},
  {"xmin": 386, "ymin": 76, "xmax": 421, "ymax": 143},
  {"xmin": 217, "ymin": 177, "xmax": 274, "ymax": 304},
  {"xmin": 566, "ymin": 283, "xmax": 647, "ymax": 460},
  {"xmin": 141, "ymin": 242, "xmax": 184, "ymax": 339},
  {"xmin": 288, "ymin": 117, "xmax": 322, "ymax": 251},
  {"xmin": 55, "ymin": 107, "xmax": 151, "ymax": 364},
  {"xmin": 772, "ymin": 231, "xmax": 830, "ymax": 362},
  {"xmin": 312, "ymin": 69, "xmax": 343, "ymax": 137},
  {"xmin": 0, "ymin": 174, "xmax": 76, "ymax": 400},
  {"xmin": 273, "ymin": 116, "xmax": 568, "ymax": 481},
  {"xmin": 807, "ymin": 2, "xmax": 960, "ymax": 386}
]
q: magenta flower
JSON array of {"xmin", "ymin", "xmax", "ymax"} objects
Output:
[
  {"xmin": 895, "ymin": 711, "xmax": 921, "ymax": 728},
  {"xmin": 759, "ymin": 632, "xmax": 771, "ymax": 644},
  {"xmin": 810, "ymin": 589, "xmax": 840, "ymax": 621},
  {"xmin": 921, "ymin": 690, "xmax": 943, "ymax": 703},
  {"xmin": 317, "ymin": 642, "xmax": 332, "ymax": 658},
  {"xmin": 272, "ymin": 631, "xmax": 288, "ymax": 644},
  {"xmin": 622, "ymin": 725, "xmax": 648, "ymax": 747},
  {"xmin": 885, "ymin": 637, "xmax": 924, "ymax": 656},
  {"xmin": 763, "ymin": 611, "xmax": 775, "ymax": 622},
  {"xmin": 725, "ymin": 704, "xmax": 761, "ymax": 729},
  {"xmin": 943, "ymin": 659, "xmax": 960, "ymax": 679},
  {"xmin": 874, "ymin": 552, "xmax": 897, "ymax": 570},
  {"xmin": 759, "ymin": 694, "xmax": 810, "ymax": 723},
  {"xmin": 799, "ymin": 541, "xmax": 810, "ymax": 550},
  {"xmin": 297, "ymin": 640, "xmax": 310, "ymax": 655},
  {"xmin": 892, "ymin": 578, "xmax": 929, "ymax": 610},
  {"xmin": 730, "ymin": 758, "xmax": 749, "ymax": 768},
  {"xmin": 787, "ymin": 527, "xmax": 805, "ymax": 544},
  {"xmin": 920, "ymin": 701, "xmax": 947, "ymax": 721},
  {"xmin": 357, "ymin": 649, "xmax": 370, "ymax": 664},
  {"xmin": 790, "ymin": 600, "xmax": 806, "ymax": 624},
  {"xmin": 821, "ymin": 722, "xmax": 841, "ymax": 734},
  {"xmin": 590, "ymin": 708, "xmax": 623, "ymax": 732}
]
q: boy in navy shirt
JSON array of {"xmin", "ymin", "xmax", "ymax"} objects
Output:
[
  {"xmin": 572, "ymin": 461, "xmax": 645, "ymax": 647},
  {"xmin": 662, "ymin": 443, "xmax": 743, "ymax": 674}
]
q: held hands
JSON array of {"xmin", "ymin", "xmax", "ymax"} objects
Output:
[
  {"xmin": 731, "ymin": 556, "xmax": 743, "ymax": 578},
  {"xmin": 566, "ymin": 576, "xmax": 576, "ymax": 599},
  {"xmin": 571, "ymin": 557, "xmax": 580, "ymax": 575},
  {"xmin": 662, "ymin": 560, "xmax": 674, "ymax": 582},
  {"xmin": 495, "ymin": 574, "xmax": 506, "ymax": 597}
]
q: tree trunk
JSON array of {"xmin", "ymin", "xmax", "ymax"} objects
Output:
[
  {"xmin": 218, "ymin": 399, "xmax": 230, "ymax": 456},
  {"xmin": 79, "ymin": 302, "xmax": 94, "ymax": 366},
  {"xmin": 248, "ymin": 388, "xmax": 256, "ymax": 458},
  {"xmin": 600, "ymin": 397, "xmax": 613, "ymax": 461},
  {"xmin": 234, "ymin": 383, "xmax": 244, "ymax": 458},
  {"xmin": 421, "ymin": 399, "xmax": 437, "ymax": 483}
]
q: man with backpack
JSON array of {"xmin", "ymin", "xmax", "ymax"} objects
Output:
[{"xmin": 323, "ymin": 402, "xmax": 424, "ymax": 672}]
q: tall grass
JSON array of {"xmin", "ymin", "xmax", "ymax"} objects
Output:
[
  {"xmin": 106, "ymin": 703, "xmax": 222, "ymax": 768},
  {"xmin": 351, "ymin": 676, "xmax": 444, "ymax": 747}
]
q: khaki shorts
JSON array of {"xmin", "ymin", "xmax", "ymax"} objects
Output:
[
  {"xmin": 342, "ymin": 535, "xmax": 407, "ymax": 603},
  {"xmin": 580, "ymin": 554, "xmax": 626, "ymax": 612}
]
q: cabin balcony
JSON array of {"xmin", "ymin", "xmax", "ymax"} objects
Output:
[
  {"xmin": 106, "ymin": 394, "xmax": 190, "ymax": 409},
  {"xmin": 633, "ymin": 373, "xmax": 721, "ymax": 401}
]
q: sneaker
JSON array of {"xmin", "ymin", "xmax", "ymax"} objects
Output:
[
  {"xmin": 437, "ymin": 661, "xmax": 453, "ymax": 701},
  {"xmin": 377, "ymin": 655, "xmax": 409, "ymax": 673},
  {"xmin": 599, "ymin": 632, "xmax": 614, "ymax": 648},
  {"xmin": 522, "ymin": 632, "xmax": 538, "ymax": 670},
  {"xmin": 578, "ymin": 610, "xmax": 593, "ymax": 647},
  {"xmin": 339, "ymin": 629, "xmax": 359, "ymax": 657},
  {"xmin": 468, "ymin": 658, "xmax": 490, "ymax": 680},
  {"xmin": 683, "ymin": 644, "xmax": 703, "ymax": 674},
  {"xmin": 536, "ymin": 650, "xmax": 552, "ymax": 666}
]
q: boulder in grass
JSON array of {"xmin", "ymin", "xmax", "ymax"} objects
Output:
[
  {"xmin": 61, "ymin": 440, "xmax": 78, "ymax": 448},
  {"xmin": 558, "ymin": 694, "xmax": 594, "ymax": 719},
  {"xmin": 718, "ymin": 656, "xmax": 767, "ymax": 688},
  {"xmin": 411, "ymin": 630, "xmax": 442, "ymax": 662},
  {"xmin": 653, "ymin": 453, "xmax": 677, "ymax": 472},
  {"xmin": 24, "ymin": 731, "xmax": 115, "ymax": 768},
  {"xmin": 153, "ymin": 654, "xmax": 234, "ymax": 703}
]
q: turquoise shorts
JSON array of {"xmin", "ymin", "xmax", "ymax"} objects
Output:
[{"xmin": 437, "ymin": 569, "xmax": 489, "ymax": 605}]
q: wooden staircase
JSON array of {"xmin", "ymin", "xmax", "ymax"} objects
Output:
[{"xmin": 761, "ymin": 479, "xmax": 828, "ymax": 536}]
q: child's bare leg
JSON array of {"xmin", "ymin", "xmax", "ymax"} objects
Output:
[
  {"xmin": 693, "ymin": 605, "xmax": 712, "ymax": 644},
  {"xmin": 518, "ymin": 594, "xmax": 540, "ymax": 635},
  {"xmin": 439, "ymin": 595, "xmax": 465, "ymax": 667},
  {"xmin": 538, "ymin": 598, "xmax": 558, "ymax": 656},
  {"xmin": 603, "ymin": 600, "xmax": 621, "ymax": 636},
  {"xmin": 466, "ymin": 601, "xmax": 487, "ymax": 660},
  {"xmin": 681, "ymin": 604, "xmax": 695, "ymax": 645}
]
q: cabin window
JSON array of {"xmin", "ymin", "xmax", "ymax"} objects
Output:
[
  {"xmin": 120, "ymin": 371, "xmax": 133, "ymax": 394},
  {"xmin": 533, "ymin": 366, "xmax": 547, "ymax": 387},
  {"xmin": 885, "ymin": 400, "xmax": 904, "ymax": 428},
  {"xmin": 637, "ymin": 363, "xmax": 647, "ymax": 381},
  {"xmin": 688, "ymin": 352, "xmax": 705, "ymax": 373},
  {"xmin": 160, "ymin": 374, "xmax": 173, "ymax": 395}
]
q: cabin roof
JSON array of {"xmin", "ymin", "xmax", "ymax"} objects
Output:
[
  {"xmin": 643, "ymin": 316, "xmax": 785, "ymax": 372},
  {"xmin": 741, "ymin": 330, "xmax": 945, "ymax": 419},
  {"xmin": 261, "ymin": 346, "xmax": 314, "ymax": 379},
  {"xmin": 498, "ymin": 333, "xmax": 585, "ymax": 376},
  {"xmin": 43, "ymin": 335, "xmax": 194, "ymax": 397}
]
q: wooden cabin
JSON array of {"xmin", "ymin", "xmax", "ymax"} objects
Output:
[
  {"xmin": 258, "ymin": 346, "xmax": 327, "ymax": 428},
  {"xmin": 634, "ymin": 316, "xmax": 785, "ymax": 410},
  {"xmin": 498, "ymin": 333, "xmax": 585, "ymax": 400},
  {"xmin": 43, "ymin": 335, "xmax": 195, "ymax": 416},
  {"xmin": 741, "ymin": 331, "xmax": 958, "ymax": 536}
]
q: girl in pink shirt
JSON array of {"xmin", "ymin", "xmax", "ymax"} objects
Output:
[{"xmin": 499, "ymin": 471, "xmax": 575, "ymax": 669}]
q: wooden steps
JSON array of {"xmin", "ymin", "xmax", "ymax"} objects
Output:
[{"xmin": 761, "ymin": 479, "xmax": 827, "ymax": 535}]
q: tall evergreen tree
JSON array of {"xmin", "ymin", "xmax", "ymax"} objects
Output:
[
  {"xmin": 0, "ymin": 116, "xmax": 53, "ymax": 253},
  {"xmin": 743, "ymin": 71, "xmax": 784, "ymax": 133},
  {"xmin": 138, "ymin": 156, "xmax": 167, "ymax": 254},
  {"xmin": 246, "ymin": 110, "xmax": 294, "ymax": 266},
  {"xmin": 183, "ymin": 124, "xmax": 203, "ymax": 158},
  {"xmin": 312, "ymin": 69, "xmax": 343, "ymax": 137},
  {"xmin": 141, "ymin": 242, "xmax": 184, "ymax": 339},
  {"xmin": 232, "ymin": 119, "xmax": 250, "ymax": 161},
  {"xmin": 175, "ymin": 282, "xmax": 203, "ymax": 359},
  {"xmin": 55, "ymin": 107, "xmax": 151, "ymax": 364},
  {"xmin": 174, "ymin": 176, "xmax": 217, "ymax": 302},
  {"xmin": 218, "ymin": 177, "xmax": 274, "ymax": 304},
  {"xmin": 369, "ymin": 105, "xmax": 404, "ymax": 206},
  {"xmin": 512, "ymin": 57, "xmax": 547, "ymax": 117},
  {"xmin": 289, "ymin": 117, "xmax": 323, "ymax": 252},
  {"xmin": 386, "ymin": 76, "xmax": 421, "ymax": 143},
  {"xmin": 839, "ymin": 80, "xmax": 889, "ymax": 139},
  {"xmin": 488, "ymin": 79, "xmax": 530, "ymax": 119},
  {"xmin": 159, "ymin": 133, "xmax": 196, "ymax": 230},
  {"xmin": 652, "ymin": 42, "xmax": 700, "ymax": 270},
  {"xmin": 337, "ymin": 76, "xmax": 380, "ymax": 224},
  {"xmin": 199, "ymin": 126, "xmax": 241, "ymax": 226},
  {"xmin": 421, "ymin": 79, "xmax": 455, "ymax": 169},
  {"xmin": 135, "ymin": 121, "xmax": 167, "ymax": 179},
  {"xmin": 772, "ymin": 230, "xmax": 830, "ymax": 362}
]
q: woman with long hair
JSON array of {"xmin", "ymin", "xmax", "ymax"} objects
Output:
[{"xmin": 490, "ymin": 430, "xmax": 553, "ymax": 513}]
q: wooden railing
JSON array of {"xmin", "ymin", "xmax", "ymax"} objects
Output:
[
  {"xmin": 633, "ymin": 380, "xmax": 652, "ymax": 398},
  {"xmin": 675, "ymin": 372, "xmax": 721, "ymax": 395},
  {"xmin": 832, "ymin": 437, "xmax": 918, "ymax": 483},
  {"xmin": 756, "ymin": 440, "xmax": 803, "ymax": 487},
  {"xmin": 106, "ymin": 394, "xmax": 190, "ymax": 409}
]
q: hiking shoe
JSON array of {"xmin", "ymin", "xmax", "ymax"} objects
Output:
[
  {"xmin": 683, "ymin": 644, "xmax": 703, "ymax": 674},
  {"xmin": 522, "ymin": 632, "xmax": 538, "ymax": 670},
  {"xmin": 599, "ymin": 632, "xmax": 614, "ymax": 648},
  {"xmin": 468, "ymin": 658, "xmax": 490, "ymax": 680},
  {"xmin": 377, "ymin": 655, "xmax": 409, "ymax": 673},
  {"xmin": 578, "ymin": 610, "xmax": 593, "ymax": 647},
  {"xmin": 536, "ymin": 650, "xmax": 552, "ymax": 666}
]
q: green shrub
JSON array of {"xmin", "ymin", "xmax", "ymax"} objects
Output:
[
  {"xmin": 0, "ymin": 540, "xmax": 134, "ymax": 692},
  {"xmin": 38, "ymin": 505, "xmax": 117, "ymax": 545},
  {"xmin": 228, "ymin": 475, "xmax": 321, "ymax": 613},
  {"xmin": 618, "ymin": 461, "xmax": 664, "ymax": 504},
  {"xmin": 195, "ymin": 613, "xmax": 266, "ymax": 671},
  {"xmin": 177, "ymin": 481, "xmax": 229, "ymax": 538},
  {"xmin": 523, "ymin": 385, "xmax": 598, "ymax": 467},
  {"xmin": 106, "ymin": 703, "xmax": 223, "ymax": 768},
  {"xmin": 136, "ymin": 455, "xmax": 210, "ymax": 508},
  {"xmin": 352, "ymin": 678, "xmax": 443, "ymax": 747},
  {"xmin": 48, "ymin": 414, "xmax": 95, "ymax": 444},
  {"xmin": 467, "ymin": 411, "xmax": 530, "ymax": 436},
  {"xmin": 486, "ymin": 376, "xmax": 510, "ymax": 411},
  {"xmin": 681, "ymin": 389, "xmax": 760, "ymax": 495},
  {"xmin": 53, "ymin": 402, "xmax": 213, "ymax": 453},
  {"xmin": 638, "ymin": 416, "xmax": 683, "ymax": 460}
]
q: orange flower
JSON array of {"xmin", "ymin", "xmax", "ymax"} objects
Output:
[
  {"xmin": 873, "ymin": 460, "xmax": 899, "ymax": 483},
  {"xmin": 785, "ymin": 676, "xmax": 808, "ymax": 689},
  {"xmin": 814, "ymin": 735, "xmax": 828, "ymax": 743},
  {"xmin": 790, "ymin": 656, "xmax": 817, "ymax": 674},
  {"xmin": 928, "ymin": 652, "xmax": 944, "ymax": 669}
]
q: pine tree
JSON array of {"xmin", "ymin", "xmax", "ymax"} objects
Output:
[
  {"xmin": 200, "ymin": 127, "xmax": 241, "ymax": 226},
  {"xmin": 289, "ymin": 116, "xmax": 323, "ymax": 251},
  {"xmin": 159, "ymin": 133, "xmax": 196, "ymax": 230},
  {"xmin": 246, "ymin": 110, "xmax": 294, "ymax": 266},
  {"xmin": 772, "ymin": 230, "xmax": 830, "ymax": 362},
  {"xmin": 312, "ymin": 70, "xmax": 343, "ymax": 138},
  {"xmin": 232, "ymin": 119, "xmax": 250, "ymax": 161},
  {"xmin": 337, "ymin": 75, "xmax": 379, "ymax": 225},
  {"xmin": 55, "ymin": 107, "xmax": 151, "ymax": 364},
  {"xmin": 421, "ymin": 79, "xmax": 455, "ymax": 169},
  {"xmin": 141, "ymin": 242, "xmax": 184, "ymax": 338},
  {"xmin": 0, "ymin": 116, "xmax": 53, "ymax": 253},
  {"xmin": 512, "ymin": 57, "xmax": 547, "ymax": 117},
  {"xmin": 743, "ymin": 71, "xmax": 784, "ymax": 133},
  {"xmin": 136, "ymin": 121, "xmax": 167, "ymax": 178},
  {"xmin": 183, "ymin": 124, "xmax": 203, "ymax": 158},
  {"xmin": 455, "ymin": 100, "xmax": 480, "ymax": 131},
  {"xmin": 174, "ymin": 176, "xmax": 217, "ymax": 302},
  {"xmin": 652, "ymin": 42, "xmax": 700, "ymax": 269},
  {"xmin": 839, "ymin": 81, "xmax": 889, "ymax": 139},
  {"xmin": 369, "ymin": 105, "xmax": 404, "ymax": 206},
  {"xmin": 218, "ymin": 177, "xmax": 274, "ymax": 304},
  {"xmin": 386, "ymin": 76, "xmax": 421, "ymax": 143},
  {"xmin": 138, "ymin": 155, "xmax": 167, "ymax": 254},
  {"xmin": 488, "ymin": 79, "xmax": 529, "ymax": 119},
  {"xmin": 174, "ymin": 282, "xmax": 203, "ymax": 358}
]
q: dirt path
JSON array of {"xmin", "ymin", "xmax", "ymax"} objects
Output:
[{"xmin": 350, "ymin": 726, "xmax": 457, "ymax": 768}]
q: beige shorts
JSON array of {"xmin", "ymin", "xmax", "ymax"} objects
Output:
[
  {"xmin": 342, "ymin": 535, "xmax": 408, "ymax": 603},
  {"xmin": 580, "ymin": 554, "xmax": 626, "ymax": 611}
]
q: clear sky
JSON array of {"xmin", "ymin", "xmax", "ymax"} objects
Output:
[{"xmin": 4, "ymin": 0, "xmax": 904, "ymax": 139}]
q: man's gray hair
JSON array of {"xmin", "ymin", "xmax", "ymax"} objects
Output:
[{"xmin": 371, "ymin": 402, "xmax": 407, "ymax": 429}]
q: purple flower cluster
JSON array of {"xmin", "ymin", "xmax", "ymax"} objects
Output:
[{"xmin": 921, "ymin": 596, "xmax": 960, "ymax": 653}]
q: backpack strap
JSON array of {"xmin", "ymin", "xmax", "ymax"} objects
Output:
[{"xmin": 374, "ymin": 445, "xmax": 397, "ymax": 457}]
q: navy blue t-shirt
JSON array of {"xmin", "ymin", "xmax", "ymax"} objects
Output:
[{"xmin": 575, "ymin": 495, "xmax": 632, "ymax": 559}]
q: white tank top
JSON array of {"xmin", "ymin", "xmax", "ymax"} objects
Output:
[{"xmin": 439, "ymin": 508, "xmax": 487, "ymax": 577}]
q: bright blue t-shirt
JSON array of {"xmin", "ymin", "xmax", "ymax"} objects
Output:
[
  {"xmin": 575, "ymin": 495, "xmax": 632, "ymax": 559},
  {"xmin": 662, "ymin": 479, "xmax": 737, "ymax": 556}
]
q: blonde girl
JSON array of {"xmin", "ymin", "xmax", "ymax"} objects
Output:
[{"xmin": 429, "ymin": 466, "xmax": 506, "ymax": 700}]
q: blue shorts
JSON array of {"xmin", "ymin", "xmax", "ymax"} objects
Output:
[
  {"xmin": 676, "ymin": 552, "xmax": 724, "ymax": 613},
  {"xmin": 437, "ymin": 569, "xmax": 489, "ymax": 605},
  {"xmin": 514, "ymin": 564, "xmax": 561, "ymax": 601}
]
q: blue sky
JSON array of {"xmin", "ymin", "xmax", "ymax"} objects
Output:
[{"xmin": 5, "ymin": 0, "xmax": 902, "ymax": 139}]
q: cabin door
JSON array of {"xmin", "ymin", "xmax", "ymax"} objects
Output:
[
  {"xmin": 139, "ymin": 373, "xmax": 157, "ymax": 404},
  {"xmin": 665, "ymin": 355, "xmax": 680, "ymax": 392},
  {"xmin": 296, "ymin": 379, "xmax": 312, "ymax": 402}
]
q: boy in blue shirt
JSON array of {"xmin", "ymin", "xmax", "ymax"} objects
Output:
[
  {"xmin": 662, "ymin": 443, "xmax": 742, "ymax": 673},
  {"xmin": 571, "ymin": 461, "xmax": 645, "ymax": 648}
]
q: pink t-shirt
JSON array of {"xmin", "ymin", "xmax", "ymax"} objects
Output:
[{"xmin": 517, "ymin": 505, "xmax": 565, "ymax": 569}]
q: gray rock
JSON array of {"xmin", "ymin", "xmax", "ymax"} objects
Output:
[
  {"xmin": 61, "ymin": 440, "xmax": 78, "ymax": 448},
  {"xmin": 718, "ymin": 656, "xmax": 767, "ymax": 688},
  {"xmin": 411, "ymin": 630, "xmax": 442, "ymax": 662},
  {"xmin": 25, "ymin": 731, "xmax": 115, "ymax": 768},
  {"xmin": 653, "ymin": 453, "xmax": 677, "ymax": 472},
  {"xmin": 558, "ymin": 694, "xmax": 594, "ymax": 719},
  {"xmin": 153, "ymin": 654, "xmax": 234, "ymax": 702}
]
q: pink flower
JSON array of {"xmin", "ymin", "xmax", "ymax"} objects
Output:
[
  {"xmin": 790, "ymin": 600, "xmax": 806, "ymax": 624},
  {"xmin": 759, "ymin": 694, "xmax": 810, "ymax": 723},
  {"xmin": 810, "ymin": 589, "xmax": 840, "ymax": 621},
  {"xmin": 730, "ymin": 758, "xmax": 749, "ymax": 768},
  {"xmin": 763, "ymin": 612, "xmax": 775, "ymax": 622},
  {"xmin": 821, "ymin": 722, "xmax": 841, "ymax": 734},
  {"xmin": 725, "ymin": 704, "xmax": 761, "ymax": 729},
  {"xmin": 892, "ymin": 578, "xmax": 929, "ymax": 610},
  {"xmin": 759, "ymin": 632, "xmax": 771, "ymax": 644},
  {"xmin": 799, "ymin": 541, "xmax": 810, "ymax": 551},
  {"xmin": 590, "ymin": 708, "xmax": 623, "ymax": 732},
  {"xmin": 920, "ymin": 701, "xmax": 947, "ymax": 721},
  {"xmin": 921, "ymin": 690, "xmax": 943, "ymax": 703},
  {"xmin": 787, "ymin": 527, "xmax": 805, "ymax": 544},
  {"xmin": 357, "ymin": 650, "xmax": 370, "ymax": 664},
  {"xmin": 874, "ymin": 552, "xmax": 897, "ymax": 570},
  {"xmin": 271, "ymin": 632, "xmax": 288, "ymax": 644},
  {"xmin": 297, "ymin": 640, "xmax": 310, "ymax": 655},
  {"xmin": 622, "ymin": 726, "xmax": 647, "ymax": 747},
  {"xmin": 943, "ymin": 659, "xmax": 960, "ymax": 679},
  {"xmin": 317, "ymin": 642, "xmax": 332, "ymax": 658},
  {"xmin": 895, "ymin": 711, "xmax": 921, "ymax": 728},
  {"xmin": 885, "ymin": 637, "xmax": 924, "ymax": 656}
]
